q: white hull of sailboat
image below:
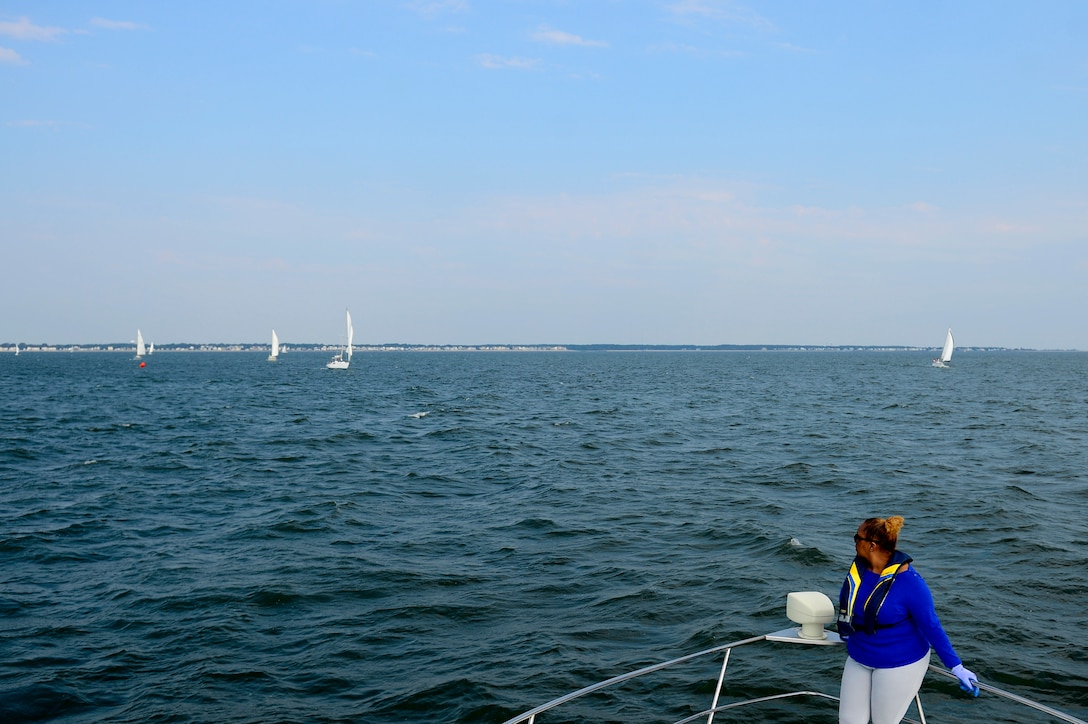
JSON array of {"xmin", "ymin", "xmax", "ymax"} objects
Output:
[{"xmin": 326, "ymin": 357, "xmax": 349, "ymax": 369}]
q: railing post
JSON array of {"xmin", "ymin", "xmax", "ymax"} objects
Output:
[
  {"xmin": 914, "ymin": 692, "xmax": 927, "ymax": 724},
  {"xmin": 706, "ymin": 647, "xmax": 732, "ymax": 724}
]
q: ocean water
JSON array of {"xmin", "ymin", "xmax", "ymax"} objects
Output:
[{"xmin": 1, "ymin": 350, "xmax": 1086, "ymax": 723}]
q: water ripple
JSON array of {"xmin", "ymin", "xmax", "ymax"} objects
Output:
[{"xmin": 1, "ymin": 351, "xmax": 1086, "ymax": 722}]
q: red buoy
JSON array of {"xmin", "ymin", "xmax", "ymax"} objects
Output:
[{"xmin": 139, "ymin": 361, "xmax": 146, "ymax": 368}]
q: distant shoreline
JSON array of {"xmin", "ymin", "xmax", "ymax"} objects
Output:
[{"xmin": 4, "ymin": 344, "xmax": 1063, "ymax": 353}]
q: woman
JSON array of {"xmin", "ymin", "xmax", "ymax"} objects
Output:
[{"xmin": 837, "ymin": 516, "xmax": 978, "ymax": 724}]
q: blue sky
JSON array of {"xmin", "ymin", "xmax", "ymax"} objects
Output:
[{"xmin": 2, "ymin": 2, "xmax": 1085, "ymax": 348}]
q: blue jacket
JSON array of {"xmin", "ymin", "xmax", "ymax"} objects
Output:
[{"xmin": 839, "ymin": 553, "xmax": 962, "ymax": 669}]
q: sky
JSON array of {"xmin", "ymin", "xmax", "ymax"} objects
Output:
[{"xmin": 2, "ymin": 1, "xmax": 1086, "ymax": 349}]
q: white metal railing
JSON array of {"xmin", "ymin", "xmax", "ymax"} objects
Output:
[{"xmin": 501, "ymin": 626, "xmax": 1087, "ymax": 724}]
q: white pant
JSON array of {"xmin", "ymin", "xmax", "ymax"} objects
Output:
[{"xmin": 838, "ymin": 652, "xmax": 930, "ymax": 724}]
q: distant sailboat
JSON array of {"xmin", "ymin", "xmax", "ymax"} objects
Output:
[
  {"xmin": 13, "ymin": 343, "xmax": 18, "ymax": 356},
  {"xmin": 932, "ymin": 328, "xmax": 954, "ymax": 368},
  {"xmin": 268, "ymin": 329, "xmax": 279, "ymax": 361},
  {"xmin": 148, "ymin": 342, "xmax": 154, "ymax": 355},
  {"xmin": 326, "ymin": 310, "xmax": 353, "ymax": 369},
  {"xmin": 135, "ymin": 329, "xmax": 146, "ymax": 359}
]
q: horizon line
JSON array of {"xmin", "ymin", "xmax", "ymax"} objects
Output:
[{"xmin": 5, "ymin": 342, "xmax": 1077, "ymax": 352}]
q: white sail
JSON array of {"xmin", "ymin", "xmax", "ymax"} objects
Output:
[
  {"xmin": 136, "ymin": 329, "xmax": 146, "ymax": 358},
  {"xmin": 940, "ymin": 328, "xmax": 954, "ymax": 363},
  {"xmin": 326, "ymin": 309, "xmax": 352, "ymax": 369},
  {"xmin": 148, "ymin": 342, "xmax": 154, "ymax": 355},
  {"xmin": 268, "ymin": 329, "xmax": 279, "ymax": 361},
  {"xmin": 346, "ymin": 310, "xmax": 353, "ymax": 361},
  {"xmin": 932, "ymin": 327, "xmax": 954, "ymax": 367}
]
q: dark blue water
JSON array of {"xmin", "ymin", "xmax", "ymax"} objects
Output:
[{"xmin": 2, "ymin": 351, "xmax": 1086, "ymax": 723}]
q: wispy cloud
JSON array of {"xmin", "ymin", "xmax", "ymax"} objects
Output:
[
  {"xmin": 983, "ymin": 220, "xmax": 1040, "ymax": 235},
  {"xmin": 0, "ymin": 16, "xmax": 67, "ymax": 41},
  {"xmin": 0, "ymin": 46, "xmax": 28, "ymax": 65},
  {"xmin": 649, "ymin": 42, "xmax": 743, "ymax": 58},
  {"xmin": 7, "ymin": 119, "xmax": 59, "ymax": 128},
  {"xmin": 777, "ymin": 42, "xmax": 817, "ymax": 54},
  {"xmin": 445, "ymin": 178, "xmax": 1047, "ymax": 278},
  {"xmin": 90, "ymin": 18, "xmax": 148, "ymax": 31},
  {"xmin": 477, "ymin": 53, "xmax": 539, "ymax": 70},
  {"xmin": 666, "ymin": 0, "xmax": 775, "ymax": 30},
  {"xmin": 154, "ymin": 249, "xmax": 292, "ymax": 273},
  {"xmin": 909, "ymin": 201, "xmax": 939, "ymax": 213},
  {"xmin": 406, "ymin": 0, "xmax": 469, "ymax": 19},
  {"xmin": 531, "ymin": 26, "xmax": 608, "ymax": 48}
]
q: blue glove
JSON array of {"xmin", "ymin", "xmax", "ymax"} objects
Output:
[{"xmin": 951, "ymin": 664, "xmax": 979, "ymax": 697}]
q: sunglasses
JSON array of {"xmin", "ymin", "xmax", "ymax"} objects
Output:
[{"xmin": 853, "ymin": 533, "xmax": 872, "ymax": 544}]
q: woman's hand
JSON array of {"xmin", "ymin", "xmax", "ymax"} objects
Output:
[{"xmin": 951, "ymin": 664, "xmax": 980, "ymax": 697}]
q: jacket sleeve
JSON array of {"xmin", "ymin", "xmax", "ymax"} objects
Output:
[{"xmin": 904, "ymin": 569, "xmax": 962, "ymax": 669}]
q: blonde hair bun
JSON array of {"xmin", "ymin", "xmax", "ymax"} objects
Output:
[{"xmin": 884, "ymin": 515, "xmax": 904, "ymax": 537}]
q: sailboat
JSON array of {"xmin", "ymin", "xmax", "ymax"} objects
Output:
[
  {"xmin": 135, "ymin": 329, "xmax": 146, "ymax": 359},
  {"xmin": 326, "ymin": 310, "xmax": 353, "ymax": 369},
  {"xmin": 268, "ymin": 330, "xmax": 280, "ymax": 362},
  {"xmin": 932, "ymin": 328, "xmax": 954, "ymax": 368}
]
